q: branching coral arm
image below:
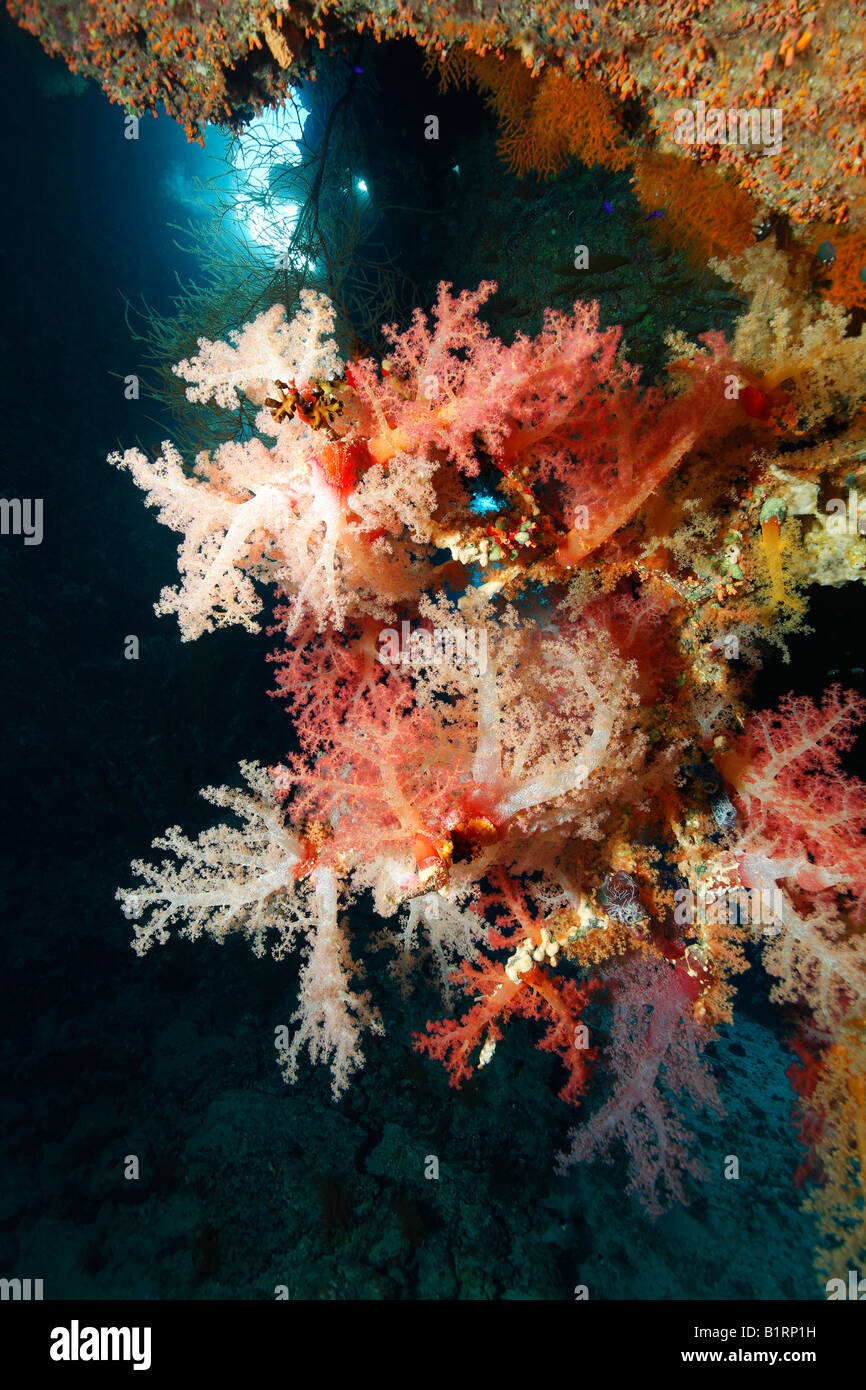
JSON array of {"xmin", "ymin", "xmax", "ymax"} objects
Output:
[
  {"xmin": 472, "ymin": 661, "xmax": 504, "ymax": 787},
  {"xmin": 109, "ymin": 442, "xmax": 287, "ymax": 639},
  {"xmin": 493, "ymin": 653, "xmax": 621, "ymax": 821},
  {"xmin": 494, "ymin": 701, "xmax": 618, "ymax": 820},
  {"xmin": 117, "ymin": 762, "xmax": 304, "ymax": 957},
  {"xmin": 277, "ymin": 866, "xmax": 383, "ymax": 1099},
  {"xmin": 159, "ymin": 482, "xmax": 290, "ymax": 639},
  {"xmin": 556, "ymin": 424, "xmax": 700, "ymax": 567}
]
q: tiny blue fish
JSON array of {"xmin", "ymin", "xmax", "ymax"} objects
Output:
[
  {"xmin": 603, "ymin": 200, "xmax": 613, "ymax": 213},
  {"xmin": 645, "ymin": 211, "xmax": 663, "ymax": 220}
]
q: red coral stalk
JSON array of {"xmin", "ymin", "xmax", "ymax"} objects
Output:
[{"xmin": 415, "ymin": 953, "xmax": 599, "ymax": 1106}]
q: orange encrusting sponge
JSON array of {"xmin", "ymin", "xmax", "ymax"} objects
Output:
[{"xmin": 761, "ymin": 515, "xmax": 786, "ymax": 605}]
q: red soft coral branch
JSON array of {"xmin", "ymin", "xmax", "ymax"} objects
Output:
[
  {"xmin": 530, "ymin": 968, "xmax": 603, "ymax": 1107},
  {"xmin": 272, "ymin": 674, "xmax": 469, "ymax": 893},
  {"xmin": 717, "ymin": 685, "xmax": 866, "ymax": 921},
  {"xmin": 415, "ymin": 952, "xmax": 599, "ymax": 1106},
  {"xmin": 268, "ymin": 608, "xmax": 390, "ymax": 740}
]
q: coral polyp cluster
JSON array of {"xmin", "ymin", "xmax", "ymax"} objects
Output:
[{"xmin": 111, "ymin": 259, "xmax": 866, "ymax": 1280}]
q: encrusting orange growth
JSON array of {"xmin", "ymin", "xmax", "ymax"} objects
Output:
[
  {"xmin": 7, "ymin": 0, "xmax": 308, "ymax": 142},
  {"xmin": 760, "ymin": 515, "xmax": 786, "ymax": 606},
  {"xmin": 792, "ymin": 1032, "xmax": 866, "ymax": 1280}
]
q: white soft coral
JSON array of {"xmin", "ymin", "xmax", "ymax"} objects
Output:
[
  {"xmin": 118, "ymin": 767, "xmax": 382, "ymax": 1098},
  {"xmin": 277, "ymin": 868, "xmax": 383, "ymax": 1099},
  {"xmin": 117, "ymin": 761, "xmax": 305, "ymax": 957},
  {"xmin": 111, "ymin": 293, "xmax": 438, "ymax": 639},
  {"xmin": 174, "ymin": 293, "xmax": 343, "ymax": 409}
]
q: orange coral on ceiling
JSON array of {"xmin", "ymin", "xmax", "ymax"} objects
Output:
[
  {"xmin": 632, "ymin": 151, "xmax": 758, "ymax": 265},
  {"xmin": 7, "ymin": 0, "xmax": 307, "ymax": 141},
  {"xmin": 431, "ymin": 49, "xmax": 630, "ymax": 180},
  {"xmin": 502, "ymin": 66, "xmax": 632, "ymax": 178},
  {"xmin": 791, "ymin": 1034, "xmax": 866, "ymax": 1279},
  {"xmin": 365, "ymin": 0, "xmax": 866, "ymax": 230},
  {"xmin": 11, "ymin": 1, "xmax": 866, "ymax": 231},
  {"xmin": 813, "ymin": 227, "xmax": 866, "ymax": 312}
]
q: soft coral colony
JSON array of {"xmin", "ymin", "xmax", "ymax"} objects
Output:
[{"xmin": 111, "ymin": 265, "xmax": 866, "ymax": 1280}]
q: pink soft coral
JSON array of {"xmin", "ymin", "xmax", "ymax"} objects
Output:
[
  {"xmin": 557, "ymin": 952, "xmax": 722, "ymax": 1216},
  {"xmin": 111, "ymin": 283, "xmax": 740, "ymax": 644},
  {"xmin": 347, "ymin": 282, "xmax": 735, "ymax": 570},
  {"xmin": 717, "ymin": 687, "xmax": 866, "ymax": 1028},
  {"xmin": 718, "ymin": 685, "xmax": 866, "ymax": 923}
]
